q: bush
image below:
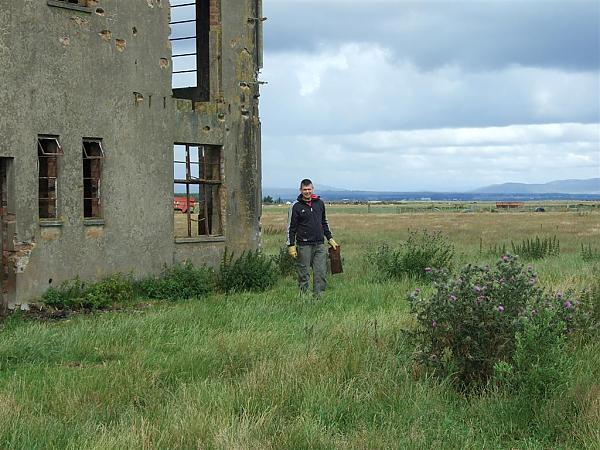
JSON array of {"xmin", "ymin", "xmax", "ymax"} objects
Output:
[
  {"xmin": 272, "ymin": 246, "xmax": 297, "ymax": 277},
  {"xmin": 493, "ymin": 306, "xmax": 569, "ymax": 399},
  {"xmin": 218, "ymin": 249, "xmax": 278, "ymax": 293},
  {"xmin": 42, "ymin": 274, "xmax": 134, "ymax": 309},
  {"xmin": 81, "ymin": 273, "xmax": 135, "ymax": 309},
  {"xmin": 511, "ymin": 235, "xmax": 559, "ymax": 260},
  {"xmin": 368, "ymin": 229, "xmax": 454, "ymax": 280},
  {"xmin": 136, "ymin": 262, "xmax": 215, "ymax": 300},
  {"xmin": 406, "ymin": 255, "xmax": 581, "ymax": 391}
]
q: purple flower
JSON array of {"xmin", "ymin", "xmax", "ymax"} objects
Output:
[
  {"xmin": 502, "ymin": 255, "xmax": 510, "ymax": 262},
  {"xmin": 497, "ymin": 305, "xmax": 505, "ymax": 312},
  {"xmin": 556, "ymin": 291, "xmax": 564, "ymax": 298},
  {"xmin": 474, "ymin": 285, "xmax": 482, "ymax": 293},
  {"xmin": 432, "ymin": 320, "xmax": 437, "ymax": 328},
  {"xmin": 563, "ymin": 300, "xmax": 573, "ymax": 309},
  {"xmin": 449, "ymin": 295, "xmax": 457, "ymax": 302},
  {"xmin": 532, "ymin": 308, "xmax": 538, "ymax": 316},
  {"xmin": 425, "ymin": 267, "xmax": 432, "ymax": 273},
  {"xmin": 415, "ymin": 288, "xmax": 421, "ymax": 294}
]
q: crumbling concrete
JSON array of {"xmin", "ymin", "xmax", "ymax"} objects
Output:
[{"xmin": 0, "ymin": 0, "xmax": 263, "ymax": 306}]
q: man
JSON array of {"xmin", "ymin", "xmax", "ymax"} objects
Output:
[{"xmin": 286, "ymin": 179, "xmax": 338, "ymax": 296}]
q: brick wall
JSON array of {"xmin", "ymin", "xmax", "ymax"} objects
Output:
[{"xmin": 210, "ymin": 0, "xmax": 220, "ymax": 26}]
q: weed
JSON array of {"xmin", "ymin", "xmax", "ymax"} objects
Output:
[
  {"xmin": 272, "ymin": 246, "xmax": 296, "ymax": 277},
  {"xmin": 368, "ymin": 229, "xmax": 454, "ymax": 280},
  {"xmin": 135, "ymin": 262, "xmax": 216, "ymax": 300},
  {"xmin": 581, "ymin": 243, "xmax": 600, "ymax": 262},
  {"xmin": 42, "ymin": 274, "xmax": 134, "ymax": 309},
  {"xmin": 511, "ymin": 235, "xmax": 559, "ymax": 259},
  {"xmin": 218, "ymin": 249, "xmax": 278, "ymax": 293},
  {"xmin": 406, "ymin": 255, "xmax": 581, "ymax": 392}
]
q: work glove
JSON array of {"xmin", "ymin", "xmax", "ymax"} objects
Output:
[
  {"xmin": 328, "ymin": 238, "xmax": 339, "ymax": 249},
  {"xmin": 288, "ymin": 245, "xmax": 298, "ymax": 259}
]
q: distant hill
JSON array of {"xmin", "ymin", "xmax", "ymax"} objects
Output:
[{"xmin": 473, "ymin": 178, "xmax": 600, "ymax": 195}]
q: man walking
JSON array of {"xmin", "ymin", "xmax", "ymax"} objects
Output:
[{"xmin": 286, "ymin": 179, "xmax": 338, "ymax": 296}]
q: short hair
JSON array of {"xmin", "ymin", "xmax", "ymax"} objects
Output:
[{"xmin": 300, "ymin": 178, "xmax": 313, "ymax": 188}]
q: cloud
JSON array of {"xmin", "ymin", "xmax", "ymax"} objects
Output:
[
  {"xmin": 262, "ymin": 123, "xmax": 600, "ymax": 191},
  {"xmin": 261, "ymin": 44, "xmax": 599, "ymax": 134},
  {"xmin": 259, "ymin": 0, "xmax": 600, "ymax": 190},
  {"xmin": 263, "ymin": 0, "xmax": 600, "ymax": 72}
]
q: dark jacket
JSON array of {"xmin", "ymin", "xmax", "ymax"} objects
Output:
[{"xmin": 287, "ymin": 194, "xmax": 333, "ymax": 246}]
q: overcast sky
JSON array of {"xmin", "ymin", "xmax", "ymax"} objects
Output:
[{"xmin": 259, "ymin": 0, "xmax": 600, "ymax": 191}]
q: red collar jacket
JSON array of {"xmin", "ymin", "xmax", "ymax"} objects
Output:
[{"xmin": 286, "ymin": 194, "xmax": 333, "ymax": 246}]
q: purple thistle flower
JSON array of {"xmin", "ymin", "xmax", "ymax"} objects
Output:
[
  {"xmin": 432, "ymin": 320, "xmax": 437, "ymax": 328},
  {"xmin": 474, "ymin": 285, "xmax": 482, "ymax": 293},
  {"xmin": 497, "ymin": 305, "xmax": 505, "ymax": 312},
  {"xmin": 564, "ymin": 300, "xmax": 573, "ymax": 309},
  {"xmin": 449, "ymin": 295, "xmax": 457, "ymax": 302},
  {"xmin": 532, "ymin": 308, "xmax": 538, "ymax": 316},
  {"xmin": 415, "ymin": 288, "xmax": 421, "ymax": 294},
  {"xmin": 502, "ymin": 255, "xmax": 510, "ymax": 262}
]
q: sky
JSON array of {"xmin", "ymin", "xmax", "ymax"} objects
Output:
[{"xmin": 258, "ymin": 0, "xmax": 600, "ymax": 191}]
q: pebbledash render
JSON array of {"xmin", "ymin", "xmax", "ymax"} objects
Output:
[{"xmin": 0, "ymin": 0, "xmax": 264, "ymax": 309}]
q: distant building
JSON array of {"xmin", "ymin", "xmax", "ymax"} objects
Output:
[
  {"xmin": 496, "ymin": 202, "xmax": 524, "ymax": 209},
  {"xmin": 0, "ymin": 0, "xmax": 264, "ymax": 308}
]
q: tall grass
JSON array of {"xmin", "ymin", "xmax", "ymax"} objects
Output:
[{"xmin": 0, "ymin": 207, "xmax": 598, "ymax": 448}]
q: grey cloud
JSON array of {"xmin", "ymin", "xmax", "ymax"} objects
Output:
[{"xmin": 263, "ymin": 1, "xmax": 600, "ymax": 72}]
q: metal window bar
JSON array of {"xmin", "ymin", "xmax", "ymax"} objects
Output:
[
  {"xmin": 170, "ymin": 2, "xmax": 198, "ymax": 82},
  {"xmin": 38, "ymin": 137, "xmax": 63, "ymax": 156},
  {"xmin": 175, "ymin": 144, "xmax": 221, "ymax": 237},
  {"xmin": 82, "ymin": 139, "xmax": 105, "ymax": 159}
]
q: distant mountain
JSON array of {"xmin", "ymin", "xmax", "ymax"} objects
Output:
[
  {"xmin": 473, "ymin": 178, "xmax": 600, "ymax": 195},
  {"xmin": 262, "ymin": 184, "xmax": 349, "ymax": 200}
]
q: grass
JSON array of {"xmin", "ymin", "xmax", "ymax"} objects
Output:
[{"xmin": 1, "ymin": 205, "xmax": 599, "ymax": 449}]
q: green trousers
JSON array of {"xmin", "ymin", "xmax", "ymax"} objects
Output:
[{"xmin": 297, "ymin": 244, "xmax": 327, "ymax": 295}]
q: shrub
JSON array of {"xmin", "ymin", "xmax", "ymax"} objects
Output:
[
  {"xmin": 368, "ymin": 229, "xmax": 454, "ymax": 280},
  {"xmin": 577, "ymin": 278, "xmax": 600, "ymax": 336},
  {"xmin": 218, "ymin": 249, "xmax": 278, "ymax": 293},
  {"xmin": 42, "ymin": 274, "xmax": 134, "ymax": 309},
  {"xmin": 511, "ymin": 235, "xmax": 559, "ymax": 260},
  {"xmin": 81, "ymin": 273, "xmax": 135, "ymax": 309},
  {"xmin": 493, "ymin": 306, "xmax": 569, "ymax": 399},
  {"xmin": 272, "ymin": 246, "xmax": 296, "ymax": 277},
  {"xmin": 42, "ymin": 277, "xmax": 86, "ymax": 308},
  {"xmin": 136, "ymin": 262, "xmax": 215, "ymax": 300},
  {"xmin": 406, "ymin": 255, "xmax": 581, "ymax": 391}
]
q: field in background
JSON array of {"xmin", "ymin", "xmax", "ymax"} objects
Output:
[{"xmin": 1, "ymin": 204, "xmax": 599, "ymax": 448}]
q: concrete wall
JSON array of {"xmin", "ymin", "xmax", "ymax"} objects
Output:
[{"xmin": 0, "ymin": 0, "xmax": 262, "ymax": 305}]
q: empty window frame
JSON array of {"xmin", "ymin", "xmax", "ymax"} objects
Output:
[
  {"xmin": 38, "ymin": 136, "xmax": 63, "ymax": 219},
  {"xmin": 170, "ymin": 0, "xmax": 210, "ymax": 101},
  {"xmin": 82, "ymin": 139, "xmax": 104, "ymax": 219},
  {"xmin": 174, "ymin": 144, "xmax": 222, "ymax": 238}
]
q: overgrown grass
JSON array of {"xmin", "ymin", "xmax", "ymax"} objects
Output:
[{"xmin": 1, "ymin": 207, "xmax": 599, "ymax": 448}]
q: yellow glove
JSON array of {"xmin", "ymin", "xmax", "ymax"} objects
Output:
[
  {"xmin": 288, "ymin": 245, "xmax": 297, "ymax": 259},
  {"xmin": 328, "ymin": 238, "xmax": 339, "ymax": 249}
]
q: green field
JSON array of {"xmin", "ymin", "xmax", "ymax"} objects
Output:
[{"xmin": 1, "ymin": 205, "xmax": 599, "ymax": 449}]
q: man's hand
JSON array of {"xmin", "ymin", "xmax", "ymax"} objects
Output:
[
  {"xmin": 288, "ymin": 245, "xmax": 298, "ymax": 259},
  {"xmin": 328, "ymin": 238, "xmax": 339, "ymax": 249}
]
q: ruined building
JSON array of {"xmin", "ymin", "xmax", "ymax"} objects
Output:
[{"xmin": 0, "ymin": 0, "xmax": 264, "ymax": 308}]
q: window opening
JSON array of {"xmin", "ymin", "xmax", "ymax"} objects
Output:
[
  {"xmin": 170, "ymin": 0, "xmax": 210, "ymax": 101},
  {"xmin": 38, "ymin": 136, "xmax": 63, "ymax": 219},
  {"xmin": 174, "ymin": 144, "xmax": 222, "ymax": 238},
  {"xmin": 82, "ymin": 139, "xmax": 104, "ymax": 219}
]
